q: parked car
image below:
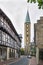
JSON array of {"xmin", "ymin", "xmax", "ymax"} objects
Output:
[{"xmin": 27, "ymin": 55, "xmax": 32, "ymax": 58}]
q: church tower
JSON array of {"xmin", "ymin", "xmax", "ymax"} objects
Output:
[{"xmin": 24, "ymin": 10, "xmax": 30, "ymax": 55}]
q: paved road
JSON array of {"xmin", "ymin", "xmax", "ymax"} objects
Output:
[{"xmin": 9, "ymin": 56, "xmax": 29, "ymax": 65}]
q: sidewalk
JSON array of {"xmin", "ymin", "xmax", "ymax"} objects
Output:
[
  {"xmin": 0, "ymin": 58, "xmax": 21, "ymax": 65},
  {"xmin": 39, "ymin": 60, "xmax": 43, "ymax": 65},
  {"xmin": 29, "ymin": 56, "xmax": 37, "ymax": 65}
]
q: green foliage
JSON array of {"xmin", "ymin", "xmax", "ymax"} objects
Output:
[
  {"xmin": 31, "ymin": 46, "xmax": 36, "ymax": 56},
  {"xmin": 37, "ymin": 0, "xmax": 43, "ymax": 9},
  {"xmin": 20, "ymin": 48, "xmax": 25, "ymax": 55},
  {"xmin": 27, "ymin": 0, "xmax": 43, "ymax": 9}
]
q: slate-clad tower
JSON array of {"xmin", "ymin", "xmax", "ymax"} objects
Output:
[{"xmin": 24, "ymin": 11, "xmax": 30, "ymax": 55}]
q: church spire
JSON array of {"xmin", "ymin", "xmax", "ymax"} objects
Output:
[{"xmin": 25, "ymin": 10, "xmax": 30, "ymax": 22}]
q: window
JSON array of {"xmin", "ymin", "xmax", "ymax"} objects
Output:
[
  {"xmin": 27, "ymin": 34, "xmax": 28, "ymax": 36},
  {"xmin": 0, "ymin": 30, "xmax": 2, "ymax": 41},
  {"xmin": 27, "ymin": 25, "xmax": 28, "ymax": 27},
  {"xmin": 0, "ymin": 17, "xmax": 4, "ymax": 26},
  {"xmin": 27, "ymin": 29, "xmax": 28, "ymax": 31},
  {"xmin": 4, "ymin": 20, "xmax": 7, "ymax": 28},
  {"xmin": 6, "ymin": 23, "xmax": 9, "ymax": 30},
  {"xmin": 0, "ymin": 41, "xmax": 1, "ymax": 43},
  {"xmin": 27, "ymin": 32, "xmax": 28, "ymax": 34},
  {"xmin": 5, "ymin": 34, "xmax": 8, "ymax": 42},
  {"xmin": 3, "ymin": 41, "xmax": 5, "ymax": 45},
  {"xmin": 1, "ymin": 22, "xmax": 3, "ymax": 25},
  {"xmin": 8, "ymin": 35, "xmax": 10, "ymax": 43},
  {"xmin": 27, "ymin": 37, "xmax": 28, "ymax": 41},
  {"xmin": 11, "ymin": 39, "xmax": 13, "ymax": 45},
  {"xmin": 0, "ymin": 17, "xmax": 3, "ymax": 22},
  {"xmin": 2, "ymin": 32, "xmax": 5, "ymax": 42},
  {"xmin": 2, "ymin": 41, "xmax": 4, "ymax": 44},
  {"xmin": 12, "ymin": 39, "xmax": 15, "ymax": 47}
]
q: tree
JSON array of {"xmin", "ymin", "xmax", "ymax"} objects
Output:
[
  {"xmin": 27, "ymin": 0, "xmax": 43, "ymax": 9},
  {"xmin": 20, "ymin": 48, "xmax": 25, "ymax": 55}
]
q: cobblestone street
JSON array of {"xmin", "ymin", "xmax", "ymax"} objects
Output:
[{"xmin": 8, "ymin": 56, "xmax": 29, "ymax": 65}]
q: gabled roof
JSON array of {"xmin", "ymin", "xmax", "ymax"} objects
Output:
[{"xmin": 25, "ymin": 10, "xmax": 30, "ymax": 23}]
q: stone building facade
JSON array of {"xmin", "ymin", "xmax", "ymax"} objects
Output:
[
  {"xmin": 0, "ymin": 9, "xmax": 22, "ymax": 61},
  {"xmin": 34, "ymin": 17, "xmax": 43, "ymax": 64}
]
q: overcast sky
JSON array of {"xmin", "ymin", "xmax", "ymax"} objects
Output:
[{"xmin": 0, "ymin": 0, "xmax": 43, "ymax": 47}]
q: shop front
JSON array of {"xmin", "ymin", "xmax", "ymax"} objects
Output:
[{"xmin": 0, "ymin": 46, "xmax": 7, "ymax": 61}]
